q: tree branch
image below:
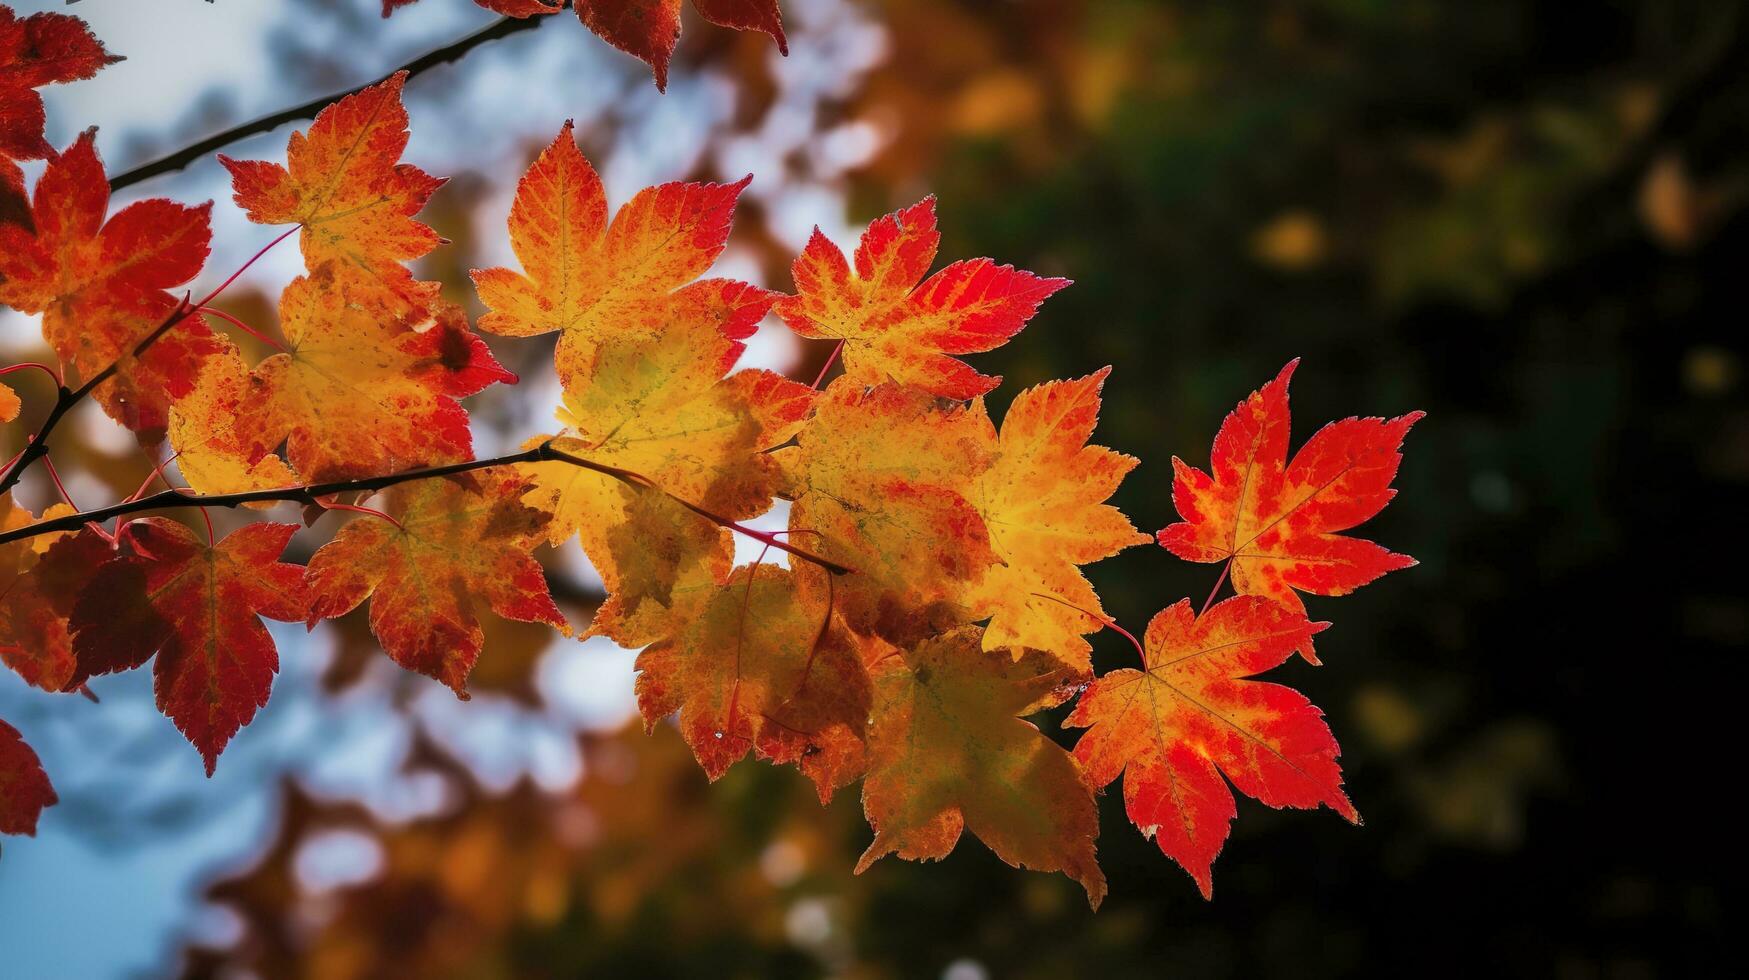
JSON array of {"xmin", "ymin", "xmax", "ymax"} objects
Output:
[
  {"xmin": 109, "ymin": 13, "xmax": 550, "ymax": 192},
  {"xmin": 0, "ymin": 441, "xmax": 854, "ymax": 576},
  {"xmin": 0, "ymin": 296, "xmax": 195, "ymax": 498}
]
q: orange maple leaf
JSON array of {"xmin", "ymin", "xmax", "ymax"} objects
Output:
[
  {"xmin": 0, "ymin": 5, "xmax": 120, "ymax": 163},
  {"xmin": 965, "ymin": 367, "xmax": 1149, "ymax": 668},
  {"xmin": 472, "ymin": 121, "xmax": 755, "ymax": 391},
  {"xmin": 517, "ymin": 296, "xmax": 810, "ymax": 645},
  {"xmin": 635, "ymin": 564, "xmax": 869, "ymax": 802},
  {"xmin": 69, "ymin": 519, "xmax": 309, "ymax": 774},
  {"xmin": 777, "ymin": 382, "xmax": 998, "ymax": 644},
  {"xmin": 304, "ymin": 471, "xmax": 571, "ymax": 698},
  {"xmin": 775, "ymin": 197, "xmax": 1069, "ymax": 399},
  {"xmin": 0, "ymin": 717, "xmax": 55, "ymax": 836},
  {"xmin": 857, "ymin": 626, "xmax": 1106, "ymax": 907},
  {"xmin": 1065, "ymin": 596, "xmax": 1359, "ymax": 899},
  {"xmin": 219, "ymin": 71, "xmax": 443, "ymax": 316},
  {"xmin": 0, "ymin": 131, "xmax": 229, "ymax": 441},
  {"xmin": 1157, "ymin": 360, "xmax": 1423, "ymax": 661},
  {"xmin": 171, "ymin": 277, "xmax": 513, "ymax": 492}
]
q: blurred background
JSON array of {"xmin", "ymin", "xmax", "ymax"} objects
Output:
[{"xmin": 2, "ymin": 0, "xmax": 1742, "ymax": 975}]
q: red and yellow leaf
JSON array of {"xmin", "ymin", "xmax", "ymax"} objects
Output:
[
  {"xmin": 0, "ymin": 131, "xmax": 228, "ymax": 441},
  {"xmin": 635, "ymin": 564, "xmax": 869, "ymax": 801},
  {"xmin": 304, "ymin": 471, "xmax": 570, "ymax": 698},
  {"xmin": 171, "ymin": 276, "xmax": 513, "ymax": 492},
  {"xmin": 1064, "ymin": 596, "xmax": 1358, "ymax": 898},
  {"xmin": 472, "ymin": 121, "xmax": 753, "ymax": 391},
  {"xmin": 0, "ymin": 717, "xmax": 55, "ymax": 836},
  {"xmin": 1157, "ymin": 360, "xmax": 1423, "ymax": 661},
  {"xmin": 774, "ymin": 197, "xmax": 1069, "ymax": 399},
  {"xmin": 517, "ymin": 305, "xmax": 809, "ymax": 645},
  {"xmin": 0, "ymin": 5, "xmax": 120, "ymax": 162},
  {"xmin": 777, "ymin": 382, "xmax": 997, "ymax": 644},
  {"xmin": 857, "ymin": 626, "xmax": 1105, "ymax": 907},
  {"xmin": 966, "ymin": 368, "xmax": 1148, "ymax": 668},
  {"xmin": 69, "ymin": 519, "xmax": 308, "ymax": 774},
  {"xmin": 219, "ymin": 71, "xmax": 443, "ymax": 316}
]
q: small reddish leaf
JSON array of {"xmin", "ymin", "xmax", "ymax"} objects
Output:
[
  {"xmin": 0, "ymin": 718, "xmax": 56, "ymax": 836},
  {"xmin": 1065, "ymin": 596, "xmax": 1358, "ymax": 898},
  {"xmin": 0, "ymin": 5, "xmax": 121, "ymax": 162},
  {"xmin": 384, "ymin": 1, "xmax": 563, "ymax": 19},
  {"xmin": 1157, "ymin": 360, "xmax": 1423, "ymax": 661},
  {"xmin": 575, "ymin": 0, "xmax": 785, "ymax": 91},
  {"xmin": 1, "ymin": 501, "xmax": 110, "ymax": 694},
  {"xmin": 70, "ymin": 519, "xmax": 308, "ymax": 774},
  {"xmin": 304, "ymin": 471, "xmax": 570, "ymax": 698},
  {"xmin": 775, "ymin": 197, "xmax": 1069, "ymax": 399},
  {"xmin": 384, "ymin": 2, "xmax": 781, "ymax": 91}
]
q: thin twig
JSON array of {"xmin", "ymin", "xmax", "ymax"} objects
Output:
[
  {"xmin": 0, "ymin": 441, "xmax": 855, "ymax": 576},
  {"xmin": 1198, "ymin": 558, "xmax": 1232, "ymax": 619},
  {"xmin": 108, "ymin": 15, "xmax": 550, "ymax": 191},
  {"xmin": 0, "ymin": 294, "xmax": 193, "ymax": 497}
]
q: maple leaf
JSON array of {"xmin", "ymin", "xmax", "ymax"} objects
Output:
[
  {"xmin": 220, "ymin": 71, "xmax": 443, "ymax": 316},
  {"xmin": 0, "ymin": 130, "xmax": 229, "ymax": 441},
  {"xmin": 575, "ymin": 0, "xmax": 785, "ymax": 92},
  {"xmin": 1, "ymin": 493, "xmax": 108, "ymax": 693},
  {"xmin": 777, "ymin": 382, "xmax": 998, "ymax": 644},
  {"xmin": 304, "ymin": 471, "xmax": 570, "ymax": 698},
  {"xmin": 1064, "ymin": 596, "xmax": 1359, "ymax": 898},
  {"xmin": 171, "ymin": 276, "xmax": 513, "ymax": 492},
  {"xmin": 0, "ymin": 717, "xmax": 55, "ymax": 836},
  {"xmin": 472, "ymin": 121, "xmax": 754, "ymax": 390},
  {"xmin": 857, "ymin": 626, "xmax": 1106, "ymax": 907},
  {"xmin": 0, "ymin": 379, "xmax": 16, "ymax": 422},
  {"xmin": 774, "ymin": 197, "xmax": 1069, "ymax": 399},
  {"xmin": 1157, "ymin": 360, "xmax": 1423, "ymax": 661},
  {"xmin": 383, "ymin": 2, "xmax": 783, "ymax": 91},
  {"xmin": 517, "ymin": 304, "xmax": 810, "ymax": 644},
  {"xmin": 966, "ymin": 367, "xmax": 1149, "ymax": 669},
  {"xmin": 0, "ymin": 5, "xmax": 121, "ymax": 163},
  {"xmin": 0, "ymin": 153, "xmax": 23, "ymax": 227},
  {"xmin": 635, "ymin": 564, "xmax": 869, "ymax": 801},
  {"xmin": 69, "ymin": 519, "xmax": 308, "ymax": 774}
]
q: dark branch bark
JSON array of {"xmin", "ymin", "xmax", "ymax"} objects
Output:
[
  {"xmin": 109, "ymin": 13, "xmax": 549, "ymax": 192},
  {"xmin": 0, "ymin": 441, "xmax": 854, "ymax": 576}
]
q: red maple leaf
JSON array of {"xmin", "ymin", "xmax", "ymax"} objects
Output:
[
  {"xmin": 70, "ymin": 520, "xmax": 308, "ymax": 774},
  {"xmin": 1065, "ymin": 596, "xmax": 1358, "ymax": 898},
  {"xmin": 1157, "ymin": 360, "xmax": 1422, "ymax": 661},
  {"xmin": 0, "ymin": 717, "xmax": 56, "ymax": 836}
]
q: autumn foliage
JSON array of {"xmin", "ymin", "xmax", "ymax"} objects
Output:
[{"xmin": 0, "ymin": 3, "xmax": 1420, "ymax": 902}]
